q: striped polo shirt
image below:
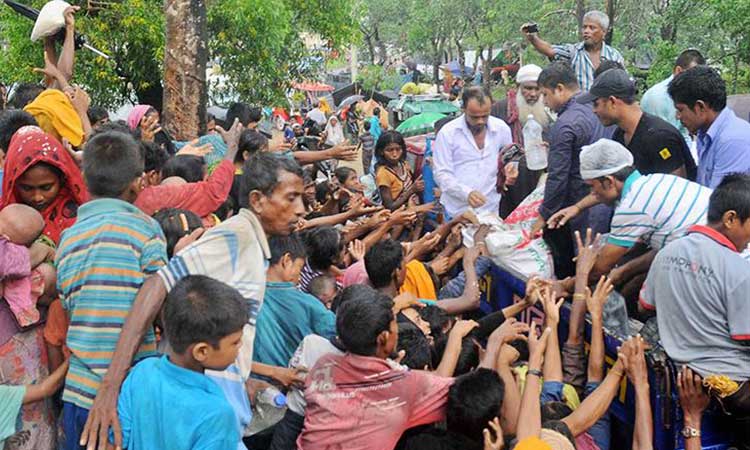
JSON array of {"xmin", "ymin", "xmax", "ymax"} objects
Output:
[
  {"xmin": 56, "ymin": 198, "xmax": 167, "ymax": 409},
  {"xmin": 608, "ymin": 171, "xmax": 712, "ymax": 250},
  {"xmin": 552, "ymin": 42, "xmax": 624, "ymax": 92}
]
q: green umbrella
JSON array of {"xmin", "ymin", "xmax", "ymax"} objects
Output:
[{"xmin": 396, "ymin": 112, "xmax": 447, "ymax": 137}]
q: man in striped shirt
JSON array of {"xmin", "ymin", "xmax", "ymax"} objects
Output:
[
  {"xmin": 576, "ymin": 139, "xmax": 711, "ymax": 286},
  {"xmin": 56, "ymin": 131, "xmax": 168, "ymax": 449},
  {"xmin": 522, "ymin": 11, "xmax": 624, "ymax": 92}
]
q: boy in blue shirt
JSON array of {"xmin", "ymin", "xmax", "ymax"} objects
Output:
[
  {"xmin": 114, "ymin": 275, "xmax": 248, "ymax": 450},
  {"xmin": 253, "ymin": 233, "xmax": 336, "ymax": 368}
]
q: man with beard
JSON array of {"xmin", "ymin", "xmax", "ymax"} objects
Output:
[
  {"xmin": 433, "ymin": 86, "xmax": 512, "ymax": 218},
  {"xmin": 522, "ymin": 10, "xmax": 623, "ymax": 92},
  {"xmin": 492, "ymin": 64, "xmax": 555, "ymax": 216}
]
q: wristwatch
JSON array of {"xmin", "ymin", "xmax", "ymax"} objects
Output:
[{"xmin": 681, "ymin": 426, "xmax": 700, "ymax": 439}]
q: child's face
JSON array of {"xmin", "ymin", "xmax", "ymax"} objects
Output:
[
  {"xmin": 16, "ymin": 164, "xmax": 62, "ymax": 211},
  {"xmin": 344, "ymin": 172, "xmax": 363, "ymax": 192},
  {"xmin": 201, "ymin": 330, "xmax": 244, "ymax": 371},
  {"xmin": 382, "ymin": 143, "xmax": 403, "ymax": 165}
]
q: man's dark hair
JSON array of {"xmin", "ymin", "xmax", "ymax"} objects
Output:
[
  {"xmin": 161, "ymin": 155, "xmax": 205, "ymax": 182},
  {"xmin": 0, "ymin": 109, "xmax": 37, "ymax": 152},
  {"xmin": 163, "ymin": 275, "xmax": 249, "ymax": 354},
  {"xmin": 331, "ymin": 284, "xmax": 372, "ymax": 314},
  {"xmin": 397, "ymin": 322, "xmax": 432, "ymax": 370},
  {"xmin": 226, "ymin": 102, "xmax": 260, "ymax": 127},
  {"xmin": 143, "ymin": 141, "xmax": 169, "ymax": 173},
  {"xmin": 153, "ymin": 208, "xmax": 203, "ymax": 258},
  {"xmin": 668, "ymin": 65, "xmax": 726, "ymax": 111},
  {"xmin": 542, "ymin": 421, "xmax": 577, "ymax": 448},
  {"xmin": 461, "ymin": 86, "xmax": 491, "ymax": 107},
  {"xmin": 87, "ymin": 106, "xmax": 109, "ymax": 124},
  {"xmin": 9, "ymin": 83, "xmax": 43, "ymax": 109},
  {"xmin": 363, "ymin": 120, "xmax": 371, "ymax": 131},
  {"xmin": 373, "ymin": 107, "xmax": 381, "ymax": 116},
  {"xmin": 336, "ymin": 287, "xmax": 394, "ymax": 356},
  {"xmin": 364, "ymin": 239, "xmax": 403, "ymax": 289},
  {"xmin": 541, "ymin": 401, "xmax": 574, "ymax": 421},
  {"xmin": 608, "ymin": 165, "xmax": 637, "ymax": 182},
  {"xmin": 593, "ymin": 60, "xmax": 625, "ymax": 79},
  {"xmin": 239, "ymin": 153, "xmax": 304, "ymax": 207},
  {"xmin": 538, "ymin": 62, "xmax": 579, "ymax": 90},
  {"xmin": 433, "ymin": 335, "xmax": 478, "ymax": 376},
  {"xmin": 447, "ymin": 368, "xmax": 505, "ymax": 440},
  {"xmin": 675, "ymin": 49, "xmax": 706, "ymax": 71},
  {"xmin": 707, "ymin": 173, "xmax": 750, "ymax": 223},
  {"xmin": 301, "ymin": 226, "xmax": 342, "ymax": 271},
  {"xmin": 269, "ymin": 233, "xmax": 307, "ymax": 266},
  {"xmin": 83, "ymin": 131, "xmax": 144, "ymax": 197},
  {"xmin": 237, "ymin": 129, "xmax": 268, "ymax": 162},
  {"xmin": 91, "ymin": 120, "xmax": 137, "ymax": 139}
]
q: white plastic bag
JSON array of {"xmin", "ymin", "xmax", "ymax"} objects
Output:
[{"xmin": 30, "ymin": 1, "xmax": 71, "ymax": 42}]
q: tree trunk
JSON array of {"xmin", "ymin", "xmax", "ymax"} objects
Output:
[
  {"xmin": 576, "ymin": 0, "xmax": 586, "ymax": 30},
  {"xmin": 482, "ymin": 45, "xmax": 492, "ymax": 92},
  {"xmin": 374, "ymin": 26, "xmax": 387, "ymax": 66},
  {"xmin": 163, "ymin": 0, "xmax": 207, "ymax": 141},
  {"xmin": 604, "ymin": 0, "xmax": 616, "ymax": 44},
  {"xmin": 361, "ymin": 27, "xmax": 376, "ymax": 65},
  {"xmin": 456, "ymin": 38, "xmax": 466, "ymax": 78}
]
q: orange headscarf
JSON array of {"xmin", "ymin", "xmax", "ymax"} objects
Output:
[
  {"xmin": 1, "ymin": 126, "xmax": 89, "ymax": 244},
  {"xmin": 400, "ymin": 260, "xmax": 437, "ymax": 300},
  {"xmin": 24, "ymin": 89, "xmax": 84, "ymax": 147}
]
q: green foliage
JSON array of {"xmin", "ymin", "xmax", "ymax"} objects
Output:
[
  {"xmin": 0, "ymin": 0, "xmax": 356, "ymax": 108},
  {"xmin": 356, "ymin": 64, "xmax": 401, "ymax": 92}
]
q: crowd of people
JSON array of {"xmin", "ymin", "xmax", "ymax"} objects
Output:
[{"xmin": 1, "ymin": 6, "xmax": 750, "ymax": 450}]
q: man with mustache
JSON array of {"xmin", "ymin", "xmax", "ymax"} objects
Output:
[
  {"xmin": 433, "ymin": 86, "xmax": 512, "ymax": 218},
  {"xmin": 522, "ymin": 10, "xmax": 624, "ymax": 92}
]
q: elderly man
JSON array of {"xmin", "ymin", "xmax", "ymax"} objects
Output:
[
  {"xmin": 491, "ymin": 64, "xmax": 554, "ymax": 144},
  {"xmin": 433, "ymin": 86, "xmax": 512, "ymax": 218},
  {"xmin": 522, "ymin": 10, "xmax": 624, "ymax": 92}
]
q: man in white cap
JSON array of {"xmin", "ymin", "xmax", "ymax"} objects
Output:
[
  {"xmin": 549, "ymin": 138, "xmax": 712, "ymax": 289},
  {"xmin": 491, "ymin": 64, "xmax": 554, "ymax": 145},
  {"xmin": 492, "ymin": 64, "xmax": 555, "ymax": 216}
]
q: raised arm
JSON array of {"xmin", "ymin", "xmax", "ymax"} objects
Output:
[
  {"xmin": 623, "ymin": 336, "xmax": 654, "ymax": 450},
  {"xmin": 521, "ymin": 25, "xmax": 557, "ymax": 59},
  {"xmin": 516, "ymin": 324, "xmax": 552, "ymax": 440},
  {"xmin": 434, "ymin": 320, "xmax": 478, "ymax": 377},
  {"xmin": 586, "ymin": 276, "xmax": 613, "ymax": 383}
]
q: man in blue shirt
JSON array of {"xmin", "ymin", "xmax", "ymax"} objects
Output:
[
  {"xmin": 254, "ymin": 233, "xmax": 336, "ymax": 368},
  {"xmin": 668, "ymin": 65, "xmax": 750, "ymax": 188},
  {"xmin": 641, "ymin": 49, "xmax": 705, "ymax": 146}
]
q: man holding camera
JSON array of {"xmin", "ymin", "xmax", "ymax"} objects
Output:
[{"xmin": 522, "ymin": 10, "xmax": 623, "ymax": 92}]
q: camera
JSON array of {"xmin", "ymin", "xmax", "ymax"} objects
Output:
[{"xmin": 523, "ymin": 23, "xmax": 539, "ymax": 34}]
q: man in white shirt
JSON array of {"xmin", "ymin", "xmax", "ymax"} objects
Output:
[
  {"xmin": 433, "ymin": 86, "xmax": 512, "ymax": 218},
  {"xmin": 306, "ymin": 101, "xmax": 327, "ymax": 127}
]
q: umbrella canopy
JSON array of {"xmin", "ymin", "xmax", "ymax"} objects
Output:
[
  {"xmin": 401, "ymin": 99, "xmax": 460, "ymax": 116},
  {"xmin": 442, "ymin": 60, "xmax": 473, "ymax": 77},
  {"xmin": 293, "ymin": 82, "xmax": 334, "ymax": 92},
  {"xmin": 396, "ymin": 112, "xmax": 446, "ymax": 137},
  {"xmin": 338, "ymin": 94, "xmax": 364, "ymax": 109},
  {"xmin": 3, "ymin": 0, "xmax": 37, "ymax": 19}
]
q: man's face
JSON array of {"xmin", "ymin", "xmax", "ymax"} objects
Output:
[
  {"xmin": 200, "ymin": 330, "xmax": 244, "ymax": 371},
  {"xmin": 674, "ymin": 102, "xmax": 705, "ymax": 134},
  {"xmin": 255, "ymin": 171, "xmax": 306, "ymax": 236},
  {"xmin": 582, "ymin": 19, "xmax": 605, "ymax": 46},
  {"xmin": 592, "ymin": 97, "xmax": 618, "ymax": 126},
  {"xmin": 303, "ymin": 182, "xmax": 316, "ymax": 206},
  {"xmin": 519, "ymin": 82, "xmax": 541, "ymax": 105},
  {"xmin": 463, "ymin": 98, "xmax": 491, "ymax": 135},
  {"xmin": 541, "ymin": 85, "xmax": 567, "ymax": 112},
  {"xmin": 586, "ymin": 177, "xmax": 620, "ymax": 205}
]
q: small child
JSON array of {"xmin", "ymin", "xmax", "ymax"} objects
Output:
[
  {"xmin": 114, "ymin": 275, "xmax": 248, "ymax": 450},
  {"xmin": 359, "ymin": 120, "xmax": 375, "ymax": 174}
]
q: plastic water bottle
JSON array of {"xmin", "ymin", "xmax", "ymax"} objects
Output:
[
  {"xmin": 247, "ymin": 386, "xmax": 287, "ymax": 434},
  {"xmin": 523, "ymin": 115, "xmax": 547, "ymax": 170}
]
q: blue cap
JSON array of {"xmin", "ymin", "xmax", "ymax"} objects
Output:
[{"xmin": 273, "ymin": 394, "xmax": 287, "ymax": 407}]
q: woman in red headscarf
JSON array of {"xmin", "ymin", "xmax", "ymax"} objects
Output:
[{"xmin": 0, "ymin": 126, "xmax": 89, "ymax": 244}]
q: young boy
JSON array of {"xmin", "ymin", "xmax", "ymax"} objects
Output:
[
  {"xmin": 253, "ymin": 234, "xmax": 336, "ymax": 368},
  {"xmin": 55, "ymin": 131, "xmax": 168, "ymax": 448},
  {"xmin": 114, "ymin": 275, "xmax": 247, "ymax": 449}
]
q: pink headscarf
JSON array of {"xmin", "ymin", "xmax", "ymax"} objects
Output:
[{"xmin": 127, "ymin": 104, "xmax": 152, "ymax": 131}]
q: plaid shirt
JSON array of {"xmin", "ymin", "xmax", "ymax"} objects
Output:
[{"xmin": 552, "ymin": 42, "xmax": 624, "ymax": 91}]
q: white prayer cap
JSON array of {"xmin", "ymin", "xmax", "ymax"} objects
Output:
[
  {"xmin": 516, "ymin": 64, "xmax": 543, "ymax": 84},
  {"xmin": 579, "ymin": 138, "xmax": 634, "ymax": 180}
]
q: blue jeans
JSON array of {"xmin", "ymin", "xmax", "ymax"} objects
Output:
[
  {"xmin": 540, "ymin": 381, "xmax": 610, "ymax": 450},
  {"xmin": 62, "ymin": 402, "xmax": 89, "ymax": 450}
]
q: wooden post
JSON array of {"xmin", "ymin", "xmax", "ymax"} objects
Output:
[{"xmin": 163, "ymin": 0, "xmax": 207, "ymax": 141}]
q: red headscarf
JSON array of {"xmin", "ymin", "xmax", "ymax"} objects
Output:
[{"xmin": 1, "ymin": 126, "xmax": 89, "ymax": 244}]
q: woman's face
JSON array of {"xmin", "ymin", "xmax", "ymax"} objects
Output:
[
  {"xmin": 16, "ymin": 164, "xmax": 62, "ymax": 211},
  {"xmin": 146, "ymin": 110, "xmax": 160, "ymax": 124},
  {"xmin": 344, "ymin": 172, "xmax": 363, "ymax": 192},
  {"xmin": 383, "ymin": 143, "xmax": 403, "ymax": 165}
]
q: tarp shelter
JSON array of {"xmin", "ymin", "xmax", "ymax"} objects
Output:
[{"xmin": 442, "ymin": 60, "xmax": 473, "ymax": 77}]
